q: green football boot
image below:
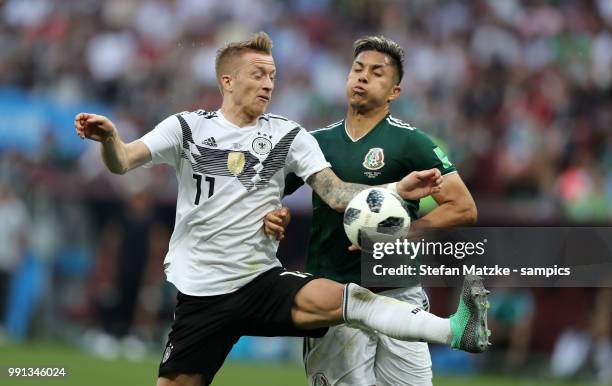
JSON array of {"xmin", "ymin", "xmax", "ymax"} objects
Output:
[{"xmin": 449, "ymin": 274, "xmax": 491, "ymax": 353}]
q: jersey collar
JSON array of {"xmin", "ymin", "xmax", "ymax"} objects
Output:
[
  {"xmin": 217, "ymin": 110, "xmax": 259, "ymax": 131},
  {"xmin": 342, "ymin": 113, "xmax": 389, "ymax": 143}
]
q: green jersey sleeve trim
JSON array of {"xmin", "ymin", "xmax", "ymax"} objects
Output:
[
  {"xmin": 399, "ymin": 127, "xmax": 457, "ymax": 175},
  {"xmin": 433, "ymin": 146, "xmax": 453, "ymax": 169}
]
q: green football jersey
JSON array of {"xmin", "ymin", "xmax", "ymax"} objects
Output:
[{"xmin": 285, "ymin": 114, "xmax": 456, "ymax": 285}]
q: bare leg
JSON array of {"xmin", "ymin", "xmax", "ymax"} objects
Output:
[
  {"xmin": 292, "ymin": 279, "xmax": 450, "ymax": 343},
  {"xmin": 291, "ymin": 276, "xmax": 490, "ymax": 353},
  {"xmin": 292, "ymin": 278, "xmax": 344, "ymax": 329}
]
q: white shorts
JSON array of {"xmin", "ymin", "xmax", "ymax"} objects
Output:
[{"xmin": 304, "ymin": 286, "xmax": 433, "ymax": 386}]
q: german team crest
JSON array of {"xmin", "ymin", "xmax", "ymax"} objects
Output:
[
  {"xmin": 252, "ymin": 133, "xmax": 273, "ymax": 155},
  {"xmin": 227, "ymin": 152, "xmax": 245, "ymax": 176},
  {"xmin": 363, "ymin": 147, "xmax": 385, "ymax": 170}
]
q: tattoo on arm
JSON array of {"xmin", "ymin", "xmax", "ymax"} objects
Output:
[{"xmin": 307, "ymin": 168, "xmax": 370, "ymax": 212}]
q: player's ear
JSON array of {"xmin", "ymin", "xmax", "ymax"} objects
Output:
[
  {"xmin": 388, "ymin": 84, "xmax": 401, "ymax": 102},
  {"xmin": 220, "ymin": 74, "xmax": 233, "ymax": 93}
]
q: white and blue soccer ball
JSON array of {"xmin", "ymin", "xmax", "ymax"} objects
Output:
[{"xmin": 343, "ymin": 188, "xmax": 411, "ymax": 248}]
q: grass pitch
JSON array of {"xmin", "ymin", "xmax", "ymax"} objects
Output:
[{"xmin": 0, "ymin": 342, "xmax": 592, "ymax": 386}]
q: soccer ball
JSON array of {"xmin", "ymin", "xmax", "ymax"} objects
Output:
[{"xmin": 343, "ymin": 188, "xmax": 411, "ymax": 248}]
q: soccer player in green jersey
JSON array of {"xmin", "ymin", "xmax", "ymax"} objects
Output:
[{"xmin": 265, "ymin": 36, "xmax": 482, "ymax": 386}]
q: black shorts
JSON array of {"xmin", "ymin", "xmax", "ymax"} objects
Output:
[{"xmin": 158, "ymin": 267, "xmax": 328, "ymax": 385}]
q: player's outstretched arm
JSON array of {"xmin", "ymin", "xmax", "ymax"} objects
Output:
[
  {"xmin": 75, "ymin": 113, "xmax": 152, "ymax": 174},
  {"xmin": 411, "ymin": 172, "xmax": 477, "ymax": 229},
  {"xmin": 306, "ymin": 167, "xmax": 442, "ymax": 212}
]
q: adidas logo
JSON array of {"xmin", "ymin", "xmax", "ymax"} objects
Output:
[{"xmin": 202, "ymin": 137, "xmax": 217, "ymax": 147}]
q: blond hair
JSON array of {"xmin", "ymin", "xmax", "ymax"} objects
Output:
[{"xmin": 215, "ymin": 31, "xmax": 273, "ymax": 89}]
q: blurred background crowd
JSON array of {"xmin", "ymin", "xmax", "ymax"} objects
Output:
[{"xmin": 0, "ymin": 0, "xmax": 611, "ymax": 384}]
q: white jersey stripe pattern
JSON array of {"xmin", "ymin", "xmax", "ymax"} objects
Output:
[{"xmin": 140, "ymin": 110, "xmax": 330, "ymax": 296}]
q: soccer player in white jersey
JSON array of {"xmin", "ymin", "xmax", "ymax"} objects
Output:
[{"xmin": 75, "ymin": 32, "xmax": 489, "ymax": 386}]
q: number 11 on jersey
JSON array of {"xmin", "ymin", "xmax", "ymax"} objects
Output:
[{"xmin": 192, "ymin": 174, "xmax": 215, "ymax": 205}]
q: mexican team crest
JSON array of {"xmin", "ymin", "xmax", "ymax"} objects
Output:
[
  {"xmin": 363, "ymin": 147, "xmax": 385, "ymax": 170},
  {"xmin": 227, "ymin": 152, "xmax": 245, "ymax": 176}
]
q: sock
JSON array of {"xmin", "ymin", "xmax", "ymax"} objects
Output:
[{"xmin": 342, "ymin": 283, "xmax": 451, "ymax": 345}]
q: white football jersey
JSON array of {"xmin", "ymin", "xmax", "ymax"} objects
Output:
[{"xmin": 140, "ymin": 110, "xmax": 330, "ymax": 296}]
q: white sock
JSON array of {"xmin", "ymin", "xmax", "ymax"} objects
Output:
[{"xmin": 342, "ymin": 283, "xmax": 451, "ymax": 345}]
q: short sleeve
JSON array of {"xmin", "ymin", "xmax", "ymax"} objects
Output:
[
  {"xmin": 408, "ymin": 129, "xmax": 456, "ymax": 175},
  {"xmin": 139, "ymin": 115, "xmax": 182, "ymax": 167},
  {"xmin": 286, "ymin": 128, "xmax": 331, "ymax": 182}
]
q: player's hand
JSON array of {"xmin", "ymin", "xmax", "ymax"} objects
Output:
[
  {"xmin": 397, "ymin": 168, "xmax": 442, "ymax": 200},
  {"xmin": 263, "ymin": 207, "xmax": 291, "ymax": 240},
  {"xmin": 348, "ymin": 244, "xmax": 359, "ymax": 252},
  {"xmin": 74, "ymin": 113, "xmax": 118, "ymax": 143}
]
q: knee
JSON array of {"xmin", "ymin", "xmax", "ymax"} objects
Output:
[{"xmin": 293, "ymin": 279, "xmax": 345, "ymax": 326}]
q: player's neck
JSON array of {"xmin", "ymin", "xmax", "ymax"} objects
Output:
[
  {"xmin": 220, "ymin": 104, "xmax": 258, "ymax": 128},
  {"xmin": 345, "ymin": 105, "xmax": 389, "ymax": 140}
]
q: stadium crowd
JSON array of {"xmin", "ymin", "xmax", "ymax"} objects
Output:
[
  {"xmin": 0, "ymin": 0, "xmax": 610, "ymax": 381},
  {"xmin": 2, "ymin": 0, "xmax": 612, "ymax": 220}
]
